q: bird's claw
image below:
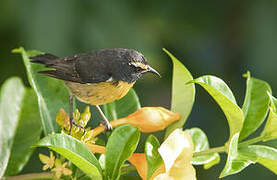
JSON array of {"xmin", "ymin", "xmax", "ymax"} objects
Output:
[
  {"xmin": 105, "ymin": 122, "xmax": 113, "ymax": 131},
  {"xmin": 100, "ymin": 121, "xmax": 113, "ymax": 132}
]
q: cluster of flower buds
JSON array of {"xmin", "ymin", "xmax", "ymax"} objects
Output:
[{"xmin": 56, "ymin": 106, "xmax": 97, "ymax": 143}]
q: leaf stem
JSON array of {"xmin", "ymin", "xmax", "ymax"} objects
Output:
[
  {"xmin": 4, "ymin": 172, "xmax": 54, "ymax": 180},
  {"xmin": 238, "ymin": 136, "xmax": 264, "ymax": 147},
  {"xmin": 193, "ymin": 146, "xmax": 226, "ymax": 157},
  {"xmin": 193, "ymin": 136, "xmax": 265, "ymax": 157},
  {"xmin": 121, "ymin": 165, "xmax": 136, "ymax": 175}
]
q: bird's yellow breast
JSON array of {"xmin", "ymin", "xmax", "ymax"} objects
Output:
[{"xmin": 65, "ymin": 81, "xmax": 135, "ymax": 105}]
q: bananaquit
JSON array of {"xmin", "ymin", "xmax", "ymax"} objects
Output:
[{"xmin": 31, "ymin": 48, "xmax": 160, "ymax": 133}]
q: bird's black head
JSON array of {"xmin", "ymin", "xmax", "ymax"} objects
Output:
[{"xmin": 111, "ymin": 49, "xmax": 161, "ymax": 83}]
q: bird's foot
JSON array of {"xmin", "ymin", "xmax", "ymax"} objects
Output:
[{"xmin": 100, "ymin": 121, "xmax": 113, "ymax": 132}]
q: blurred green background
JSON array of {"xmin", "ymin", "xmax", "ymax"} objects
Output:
[{"xmin": 1, "ymin": 0, "xmax": 277, "ymax": 179}]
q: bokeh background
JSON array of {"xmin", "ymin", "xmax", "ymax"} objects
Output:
[{"xmin": 1, "ymin": 0, "xmax": 277, "ymax": 179}]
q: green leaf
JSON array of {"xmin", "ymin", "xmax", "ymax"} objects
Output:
[
  {"xmin": 5, "ymin": 89, "xmax": 42, "ymax": 176},
  {"xmin": 220, "ymin": 133, "xmax": 257, "ymax": 178},
  {"xmin": 189, "ymin": 128, "xmax": 220, "ymax": 167},
  {"xmin": 0, "ymin": 78, "xmax": 26, "ymax": 177},
  {"xmin": 239, "ymin": 145, "xmax": 277, "ymax": 174},
  {"xmin": 163, "ymin": 49, "xmax": 195, "ymax": 138},
  {"xmin": 261, "ymin": 93, "xmax": 277, "ymax": 141},
  {"xmin": 239, "ymin": 72, "xmax": 271, "ymax": 141},
  {"xmin": 268, "ymin": 93, "xmax": 277, "ymax": 112},
  {"xmin": 103, "ymin": 88, "xmax": 141, "ymax": 120},
  {"xmin": 204, "ymin": 154, "xmax": 220, "ymax": 169},
  {"xmin": 35, "ymin": 133, "xmax": 102, "ymax": 179},
  {"xmin": 13, "ymin": 47, "xmax": 69, "ymax": 135},
  {"xmin": 145, "ymin": 135, "xmax": 162, "ymax": 179},
  {"xmin": 105, "ymin": 125, "xmax": 140, "ymax": 180},
  {"xmin": 191, "ymin": 75, "xmax": 244, "ymax": 142}
]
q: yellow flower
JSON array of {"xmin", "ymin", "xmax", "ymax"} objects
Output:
[
  {"xmin": 51, "ymin": 159, "xmax": 72, "ymax": 179},
  {"xmin": 39, "ymin": 151, "xmax": 55, "ymax": 171},
  {"xmin": 154, "ymin": 129, "xmax": 196, "ymax": 180}
]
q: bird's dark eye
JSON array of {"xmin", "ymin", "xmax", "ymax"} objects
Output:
[{"xmin": 136, "ymin": 67, "xmax": 142, "ymax": 72}]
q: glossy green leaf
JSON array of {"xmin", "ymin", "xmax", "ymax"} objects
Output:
[
  {"xmin": 240, "ymin": 145, "xmax": 277, "ymax": 174},
  {"xmin": 105, "ymin": 125, "xmax": 140, "ymax": 180},
  {"xmin": 239, "ymin": 72, "xmax": 271, "ymax": 141},
  {"xmin": 145, "ymin": 135, "xmax": 162, "ymax": 179},
  {"xmin": 13, "ymin": 47, "xmax": 69, "ymax": 135},
  {"xmin": 5, "ymin": 89, "xmax": 42, "ymax": 176},
  {"xmin": 189, "ymin": 128, "xmax": 220, "ymax": 167},
  {"xmin": 35, "ymin": 133, "xmax": 102, "ymax": 179},
  {"xmin": 103, "ymin": 88, "xmax": 141, "ymax": 120},
  {"xmin": 268, "ymin": 93, "xmax": 277, "ymax": 112},
  {"xmin": 163, "ymin": 49, "xmax": 195, "ymax": 138},
  {"xmin": 204, "ymin": 154, "xmax": 220, "ymax": 169},
  {"xmin": 0, "ymin": 78, "xmax": 26, "ymax": 177},
  {"xmin": 220, "ymin": 133, "xmax": 257, "ymax": 178},
  {"xmin": 191, "ymin": 75, "xmax": 244, "ymax": 142},
  {"xmin": 261, "ymin": 93, "xmax": 277, "ymax": 141}
]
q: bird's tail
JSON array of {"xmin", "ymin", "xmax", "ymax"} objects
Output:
[{"xmin": 30, "ymin": 53, "xmax": 59, "ymax": 67}]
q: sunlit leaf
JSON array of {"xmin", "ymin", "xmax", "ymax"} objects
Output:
[
  {"xmin": 103, "ymin": 88, "xmax": 141, "ymax": 120},
  {"xmin": 0, "ymin": 78, "xmax": 26, "ymax": 177},
  {"xmin": 240, "ymin": 145, "xmax": 277, "ymax": 174},
  {"xmin": 163, "ymin": 49, "xmax": 195, "ymax": 138},
  {"xmin": 145, "ymin": 135, "xmax": 162, "ymax": 179},
  {"xmin": 220, "ymin": 133, "xmax": 257, "ymax": 178},
  {"xmin": 189, "ymin": 128, "xmax": 220, "ymax": 167},
  {"xmin": 13, "ymin": 47, "xmax": 69, "ymax": 135},
  {"xmin": 239, "ymin": 71, "xmax": 271, "ymax": 141},
  {"xmin": 35, "ymin": 133, "xmax": 102, "ymax": 179},
  {"xmin": 5, "ymin": 89, "xmax": 42, "ymax": 176},
  {"xmin": 268, "ymin": 93, "xmax": 277, "ymax": 112},
  {"xmin": 204, "ymin": 154, "xmax": 220, "ymax": 169},
  {"xmin": 105, "ymin": 125, "xmax": 140, "ymax": 180},
  {"xmin": 191, "ymin": 75, "xmax": 244, "ymax": 142},
  {"xmin": 261, "ymin": 93, "xmax": 277, "ymax": 141}
]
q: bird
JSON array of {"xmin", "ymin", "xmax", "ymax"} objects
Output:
[{"xmin": 30, "ymin": 48, "xmax": 160, "ymax": 133}]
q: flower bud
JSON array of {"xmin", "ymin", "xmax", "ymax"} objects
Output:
[
  {"xmin": 126, "ymin": 107, "xmax": 180, "ymax": 133},
  {"xmin": 56, "ymin": 109, "xmax": 70, "ymax": 130},
  {"xmin": 86, "ymin": 143, "xmax": 106, "ymax": 154}
]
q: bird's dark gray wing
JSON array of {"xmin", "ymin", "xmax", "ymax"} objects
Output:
[
  {"xmin": 31, "ymin": 52, "xmax": 111, "ymax": 84},
  {"xmin": 74, "ymin": 52, "xmax": 111, "ymax": 83}
]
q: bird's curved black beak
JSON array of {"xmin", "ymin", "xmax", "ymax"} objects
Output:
[{"xmin": 146, "ymin": 65, "xmax": 161, "ymax": 78}]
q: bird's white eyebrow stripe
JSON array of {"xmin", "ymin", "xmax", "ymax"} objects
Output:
[{"xmin": 130, "ymin": 62, "xmax": 147, "ymax": 69}]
